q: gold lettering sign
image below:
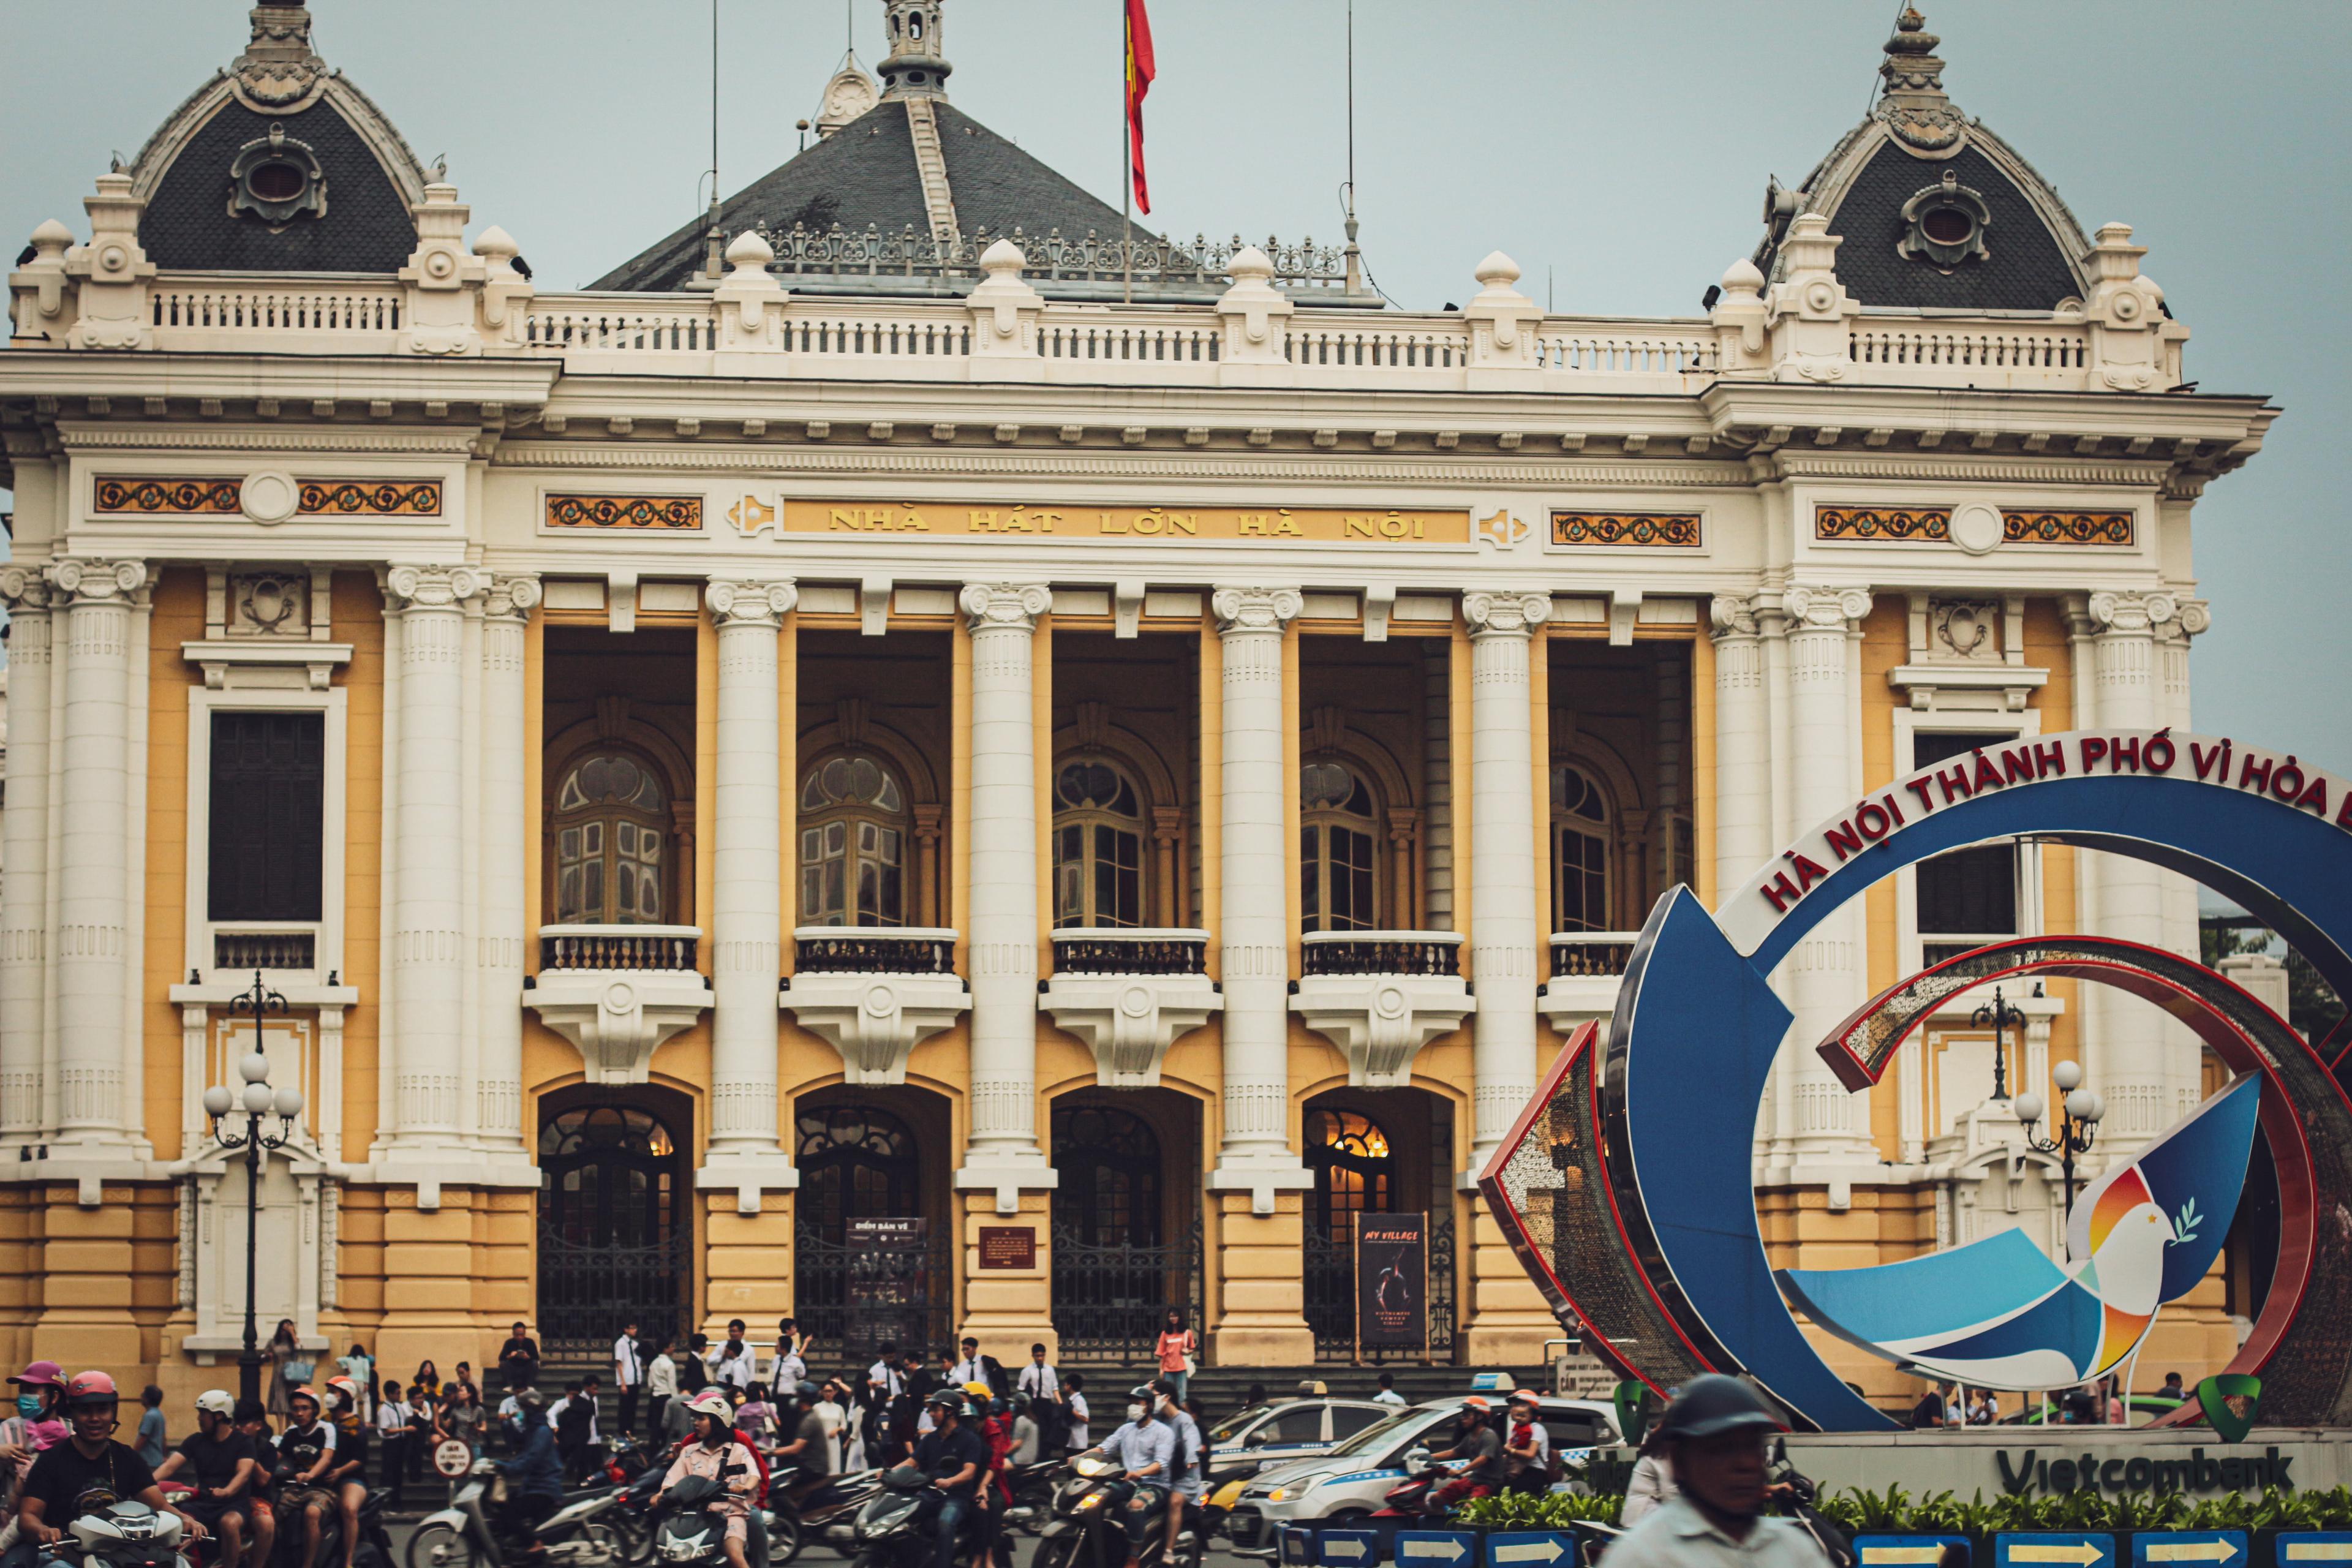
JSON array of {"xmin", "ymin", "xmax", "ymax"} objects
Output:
[{"xmin": 780, "ymin": 501, "xmax": 1469, "ymax": 544}]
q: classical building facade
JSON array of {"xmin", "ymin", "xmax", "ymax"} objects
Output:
[{"xmin": 0, "ymin": 1, "xmax": 2280, "ymax": 1408}]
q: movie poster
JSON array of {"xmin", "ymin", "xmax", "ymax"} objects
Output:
[{"xmin": 1356, "ymin": 1213, "xmax": 1428, "ymax": 1352}]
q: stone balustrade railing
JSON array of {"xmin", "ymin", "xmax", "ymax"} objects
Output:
[
  {"xmin": 791, "ymin": 925, "xmax": 959, "ymax": 976},
  {"xmin": 7, "ymin": 200, "xmax": 2177, "ymax": 392},
  {"xmin": 1049, "ymin": 927, "xmax": 1213, "ymax": 976},
  {"xmin": 537, "ymin": 924, "xmax": 701, "ymax": 972},
  {"xmin": 1299, "ymin": 929, "xmax": 1466, "ymax": 978},
  {"xmin": 1548, "ymin": 932, "xmax": 1640, "ymax": 978}
]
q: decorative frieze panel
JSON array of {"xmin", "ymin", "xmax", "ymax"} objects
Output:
[
  {"xmin": 298, "ymin": 479, "xmax": 442, "ymax": 515},
  {"xmin": 1814, "ymin": 503, "xmax": 2136, "ymax": 546},
  {"xmin": 94, "ymin": 477, "xmax": 241, "ymax": 513},
  {"xmin": 1551, "ymin": 511, "xmax": 1700, "ymax": 548},
  {"xmin": 546, "ymin": 494, "xmax": 703, "ymax": 530}
]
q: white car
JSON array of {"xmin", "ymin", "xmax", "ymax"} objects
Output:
[
  {"xmin": 1224, "ymin": 1396, "xmax": 1621, "ymax": 1557},
  {"xmin": 1202, "ymin": 1398, "xmax": 1400, "ymax": 1487}
]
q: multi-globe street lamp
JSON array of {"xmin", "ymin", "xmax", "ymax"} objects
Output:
[
  {"xmin": 1970, "ymin": 984, "xmax": 2025, "ymax": 1104},
  {"xmin": 2014, "ymin": 1057, "xmax": 2105, "ymax": 1221},
  {"xmin": 200, "ymin": 970, "xmax": 304, "ymax": 1406}
]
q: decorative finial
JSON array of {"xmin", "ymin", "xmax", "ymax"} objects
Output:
[
  {"xmin": 1874, "ymin": 2, "xmax": 1965, "ymax": 155},
  {"xmin": 877, "ymin": 0, "xmax": 951, "ymax": 102},
  {"xmin": 232, "ymin": 0, "xmax": 326, "ymax": 113}
]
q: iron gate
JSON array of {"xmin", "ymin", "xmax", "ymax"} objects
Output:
[
  {"xmin": 535, "ymin": 1236, "xmax": 688, "ymax": 1359},
  {"xmin": 1305, "ymin": 1210, "xmax": 1455, "ymax": 1362},
  {"xmin": 1049, "ymin": 1209, "xmax": 1204, "ymax": 1362}
]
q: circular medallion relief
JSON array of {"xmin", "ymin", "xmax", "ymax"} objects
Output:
[
  {"xmin": 1950, "ymin": 502, "xmax": 2002, "ymax": 556},
  {"xmin": 241, "ymin": 470, "xmax": 299, "ymax": 525}
]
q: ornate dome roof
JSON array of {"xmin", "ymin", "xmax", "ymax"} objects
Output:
[
  {"xmin": 127, "ymin": 2, "xmax": 431, "ymax": 274},
  {"xmin": 1754, "ymin": 7, "xmax": 2094, "ymax": 312}
]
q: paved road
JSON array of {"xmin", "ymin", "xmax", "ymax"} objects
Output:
[{"xmin": 385, "ymin": 1515, "xmax": 1260, "ymax": 1568}]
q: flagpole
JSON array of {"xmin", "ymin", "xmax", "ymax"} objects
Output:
[{"xmin": 1121, "ymin": 0, "xmax": 1133, "ymax": 304}]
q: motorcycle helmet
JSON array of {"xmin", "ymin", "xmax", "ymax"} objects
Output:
[
  {"xmin": 324, "ymin": 1376, "xmax": 360, "ymax": 1412},
  {"xmin": 685, "ymin": 1389, "xmax": 734, "ymax": 1420},
  {"xmin": 64, "ymin": 1371, "xmax": 120, "ymax": 1409},
  {"xmin": 924, "ymin": 1390, "xmax": 972, "ymax": 1421},
  {"xmin": 1653, "ymin": 1375, "xmax": 1785, "ymax": 1443},
  {"xmin": 287, "ymin": 1385, "xmax": 322, "ymax": 1417},
  {"xmin": 962, "ymin": 1381, "xmax": 995, "ymax": 1409},
  {"xmin": 514, "ymin": 1386, "xmax": 546, "ymax": 1413},
  {"xmin": 194, "ymin": 1390, "xmax": 235, "ymax": 1419}
]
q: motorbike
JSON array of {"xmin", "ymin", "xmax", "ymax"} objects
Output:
[
  {"xmin": 1034, "ymin": 1452, "xmax": 1198, "ymax": 1568},
  {"xmin": 808, "ymin": 1471, "xmax": 889, "ymax": 1555},
  {"xmin": 600, "ymin": 1441, "xmax": 654, "ymax": 1487},
  {"xmin": 1765, "ymin": 1442, "xmax": 1855, "ymax": 1568},
  {"xmin": 997, "ymin": 1460, "xmax": 1062, "ymax": 1537},
  {"xmin": 846, "ymin": 1468, "xmax": 985, "ymax": 1568},
  {"xmin": 650, "ymin": 1474, "xmax": 748, "ymax": 1568},
  {"xmin": 255, "ymin": 1468, "xmax": 393, "ymax": 1568},
  {"xmin": 42, "ymin": 1498, "xmax": 190, "ymax": 1568}
]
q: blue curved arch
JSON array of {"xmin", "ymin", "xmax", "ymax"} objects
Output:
[{"xmin": 1608, "ymin": 762, "xmax": 2352, "ymax": 1431}]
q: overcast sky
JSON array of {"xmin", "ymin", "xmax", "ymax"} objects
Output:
[{"xmin": 3, "ymin": 0, "xmax": 2345, "ymax": 754}]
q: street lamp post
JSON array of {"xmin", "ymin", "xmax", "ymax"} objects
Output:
[
  {"xmin": 2013, "ymin": 1058, "xmax": 2104, "ymax": 1222},
  {"xmin": 1970, "ymin": 984, "xmax": 2024, "ymax": 1103},
  {"xmin": 200, "ymin": 970, "xmax": 304, "ymax": 1408}
]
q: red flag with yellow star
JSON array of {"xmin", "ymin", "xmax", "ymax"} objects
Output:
[{"xmin": 1125, "ymin": 0, "xmax": 1156, "ymax": 214}]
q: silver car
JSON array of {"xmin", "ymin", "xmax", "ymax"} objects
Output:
[{"xmin": 1224, "ymin": 1396, "xmax": 1621, "ymax": 1556}]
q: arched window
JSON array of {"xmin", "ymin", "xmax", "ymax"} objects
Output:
[
  {"xmin": 1052, "ymin": 758, "xmax": 1145, "ymax": 928},
  {"xmin": 795, "ymin": 1106, "xmax": 920, "ymax": 1242},
  {"xmin": 553, "ymin": 752, "xmax": 670, "ymax": 924},
  {"xmin": 1305, "ymin": 1106, "xmax": 1395, "ymax": 1235},
  {"xmin": 1551, "ymin": 763, "xmax": 1613, "ymax": 933},
  {"xmin": 1301, "ymin": 760, "xmax": 1380, "ymax": 932},
  {"xmin": 1051, "ymin": 1105, "xmax": 1163, "ymax": 1247},
  {"xmin": 537, "ymin": 1106, "xmax": 680, "ymax": 1250},
  {"xmin": 800, "ymin": 753, "xmax": 908, "ymax": 926}
]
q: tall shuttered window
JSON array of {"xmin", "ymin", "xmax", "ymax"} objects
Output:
[
  {"xmin": 1912, "ymin": 730, "xmax": 2020, "ymax": 958},
  {"xmin": 207, "ymin": 711, "xmax": 325, "ymax": 922}
]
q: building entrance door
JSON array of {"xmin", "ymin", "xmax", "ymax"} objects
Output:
[
  {"xmin": 537, "ymin": 1098, "xmax": 690, "ymax": 1359},
  {"xmin": 793, "ymin": 1104, "xmax": 950, "ymax": 1352}
]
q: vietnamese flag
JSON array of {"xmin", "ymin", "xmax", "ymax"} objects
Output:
[{"xmin": 1125, "ymin": 0, "xmax": 1156, "ymax": 213}]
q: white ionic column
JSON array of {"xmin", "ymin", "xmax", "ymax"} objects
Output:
[
  {"xmin": 956, "ymin": 583, "xmax": 1055, "ymax": 1209},
  {"xmin": 0, "ymin": 571, "xmax": 52, "ymax": 1148},
  {"xmin": 46, "ymin": 558, "xmax": 147, "ymax": 1154},
  {"xmin": 2081, "ymin": 589, "xmax": 2187, "ymax": 1154},
  {"xmin": 1463, "ymin": 591, "xmax": 1550, "ymax": 1175},
  {"xmin": 1207, "ymin": 586, "xmax": 1310, "ymax": 1212},
  {"xmin": 384, "ymin": 565, "xmax": 478, "ymax": 1150},
  {"xmin": 1708, "ymin": 594, "xmax": 1772, "ymax": 911},
  {"xmin": 1781, "ymin": 583, "xmax": 1875, "ymax": 1167},
  {"xmin": 475, "ymin": 575, "xmax": 539, "ymax": 1159},
  {"xmin": 701, "ymin": 578, "xmax": 798, "ymax": 1207}
]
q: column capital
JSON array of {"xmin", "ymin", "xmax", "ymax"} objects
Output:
[
  {"xmin": 960, "ymin": 581, "xmax": 1051, "ymax": 633},
  {"xmin": 1708, "ymin": 592, "xmax": 1760, "ymax": 639},
  {"xmin": 2087, "ymin": 589, "xmax": 2178, "ymax": 636},
  {"xmin": 705, "ymin": 576, "xmax": 797, "ymax": 628},
  {"xmin": 1211, "ymin": 585, "xmax": 1302, "ymax": 636},
  {"xmin": 1784, "ymin": 581, "xmax": 1873, "ymax": 633},
  {"xmin": 481, "ymin": 573, "xmax": 541, "ymax": 621},
  {"xmin": 0, "ymin": 566, "xmax": 51, "ymax": 612},
  {"xmin": 44, "ymin": 557, "xmax": 147, "ymax": 605},
  {"xmin": 384, "ymin": 564, "xmax": 480, "ymax": 612},
  {"xmin": 1463, "ymin": 590, "xmax": 1550, "ymax": 639}
]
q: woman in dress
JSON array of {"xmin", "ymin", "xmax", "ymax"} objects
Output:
[
  {"xmin": 1153, "ymin": 1310, "xmax": 1199, "ymax": 1405},
  {"xmin": 266, "ymin": 1319, "xmax": 302, "ymax": 1417}
]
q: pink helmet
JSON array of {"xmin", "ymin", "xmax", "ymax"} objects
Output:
[
  {"xmin": 64, "ymin": 1370, "xmax": 119, "ymax": 1408},
  {"xmin": 7, "ymin": 1361, "xmax": 64, "ymax": 1390}
]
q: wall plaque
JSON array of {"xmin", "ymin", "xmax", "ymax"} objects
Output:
[{"xmin": 978, "ymin": 1226, "xmax": 1037, "ymax": 1270}]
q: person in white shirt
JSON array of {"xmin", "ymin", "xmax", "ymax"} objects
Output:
[
  {"xmin": 646, "ymin": 1341, "xmax": 679, "ymax": 1442},
  {"xmin": 1370, "ymin": 1373, "xmax": 1406, "ymax": 1409},
  {"xmin": 948, "ymin": 1336, "xmax": 998, "ymax": 1395},
  {"xmin": 613, "ymin": 1322, "xmax": 645, "ymax": 1436},
  {"xmin": 1061, "ymin": 1374, "xmax": 1089, "ymax": 1454},
  {"xmin": 1015, "ymin": 1347, "xmax": 1058, "ymax": 1403},
  {"xmin": 709, "ymin": 1321, "xmax": 756, "ymax": 1392},
  {"xmin": 767, "ymin": 1324, "xmax": 805, "ymax": 1400},
  {"xmin": 1603, "ymin": 1376, "xmax": 1827, "ymax": 1568}
]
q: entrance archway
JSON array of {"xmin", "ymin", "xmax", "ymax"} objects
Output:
[
  {"xmin": 536, "ymin": 1085, "xmax": 693, "ymax": 1358},
  {"xmin": 1049, "ymin": 1095, "xmax": 1202, "ymax": 1362},
  {"xmin": 1302, "ymin": 1089, "xmax": 1455, "ymax": 1362},
  {"xmin": 791, "ymin": 1091, "xmax": 953, "ymax": 1354}
]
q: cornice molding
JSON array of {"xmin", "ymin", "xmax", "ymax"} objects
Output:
[
  {"xmin": 1766, "ymin": 453, "xmax": 2174, "ymax": 486},
  {"xmin": 53, "ymin": 424, "xmax": 484, "ymax": 456}
]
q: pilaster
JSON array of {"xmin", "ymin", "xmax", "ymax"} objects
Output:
[
  {"xmin": 0, "ymin": 572, "xmax": 52, "ymax": 1148},
  {"xmin": 475, "ymin": 576, "xmax": 538, "ymax": 1161}
]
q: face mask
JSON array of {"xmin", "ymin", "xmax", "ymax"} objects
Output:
[
  {"xmin": 1126, "ymin": 1404, "xmax": 1146, "ymax": 1423},
  {"xmin": 17, "ymin": 1395, "xmax": 41, "ymax": 1418}
]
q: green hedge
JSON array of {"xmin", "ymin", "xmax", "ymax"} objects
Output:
[
  {"xmin": 1455, "ymin": 1492, "xmax": 1624, "ymax": 1528},
  {"xmin": 1812, "ymin": 1483, "xmax": 2352, "ymax": 1534}
]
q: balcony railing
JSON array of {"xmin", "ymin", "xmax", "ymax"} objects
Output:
[
  {"xmin": 1299, "ymin": 930, "xmax": 1464, "ymax": 978},
  {"xmin": 1549, "ymin": 932, "xmax": 1640, "ymax": 978},
  {"xmin": 1049, "ymin": 928, "xmax": 1212, "ymax": 977},
  {"xmin": 537, "ymin": 924, "xmax": 700, "ymax": 971},
  {"xmin": 793, "ymin": 925, "xmax": 958, "ymax": 976},
  {"xmin": 214, "ymin": 930, "xmax": 316, "ymax": 972}
]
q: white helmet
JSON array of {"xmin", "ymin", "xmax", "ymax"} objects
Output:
[
  {"xmin": 685, "ymin": 1389, "xmax": 733, "ymax": 1420},
  {"xmin": 195, "ymin": 1390, "xmax": 235, "ymax": 1419}
]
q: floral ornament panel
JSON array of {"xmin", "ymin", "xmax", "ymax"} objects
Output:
[
  {"xmin": 546, "ymin": 494, "xmax": 704, "ymax": 530},
  {"xmin": 1814, "ymin": 505, "xmax": 1951, "ymax": 542},
  {"xmin": 92, "ymin": 477, "xmax": 244, "ymax": 514},
  {"xmin": 1551, "ymin": 511, "xmax": 1702, "ymax": 548},
  {"xmin": 2002, "ymin": 509, "xmax": 2134, "ymax": 546},
  {"xmin": 298, "ymin": 480, "xmax": 442, "ymax": 516}
]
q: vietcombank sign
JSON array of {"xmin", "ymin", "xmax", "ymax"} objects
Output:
[{"xmin": 1995, "ymin": 1447, "xmax": 2299, "ymax": 1497}]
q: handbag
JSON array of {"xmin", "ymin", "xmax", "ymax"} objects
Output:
[
  {"xmin": 283, "ymin": 1358, "xmax": 315, "ymax": 1383},
  {"xmin": 1180, "ymin": 1334, "xmax": 1198, "ymax": 1377}
]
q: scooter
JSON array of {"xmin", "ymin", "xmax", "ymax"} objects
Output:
[
  {"xmin": 1034, "ymin": 1453, "xmax": 1197, "ymax": 1568},
  {"xmin": 997, "ymin": 1460, "xmax": 1063, "ymax": 1536},
  {"xmin": 44, "ymin": 1498, "xmax": 191, "ymax": 1568},
  {"xmin": 263, "ymin": 1469, "xmax": 393, "ymax": 1568},
  {"xmin": 650, "ymin": 1474, "xmax": 745, "ymax": 1568},
  {"xmin": 845, "ymin": 1469, "xmax": 984, "ymax": 1568}
]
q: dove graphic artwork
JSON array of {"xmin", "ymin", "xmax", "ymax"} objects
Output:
[{"xmin": 1776, "ymin": 1075, "xmax": 2262, "ymax": 1391}]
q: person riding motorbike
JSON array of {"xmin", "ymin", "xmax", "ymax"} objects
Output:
[
  {"xmin": 890, "ymin": 1392, "xmax": 985, "ymax": 1568},
  {"xmin": 4, "ymin": 1371, "xmax": 207, "ymax": 1568},
  {"xmin": 1425, "ymin": 1398, "xmax": 1501, "ymax": 1512},
  {"xmin": 771, "ymin": 1387, "xmax": 832, "ymax": 1509},
  {"xmin": 1147, "ymin": 1381, "xmax": 1200, "ymax": 1565},
  {"xmin": 1499, "ymin": 1390, "xmax": 1550, "ymax": 1496},
  {"xmin": 321, "ymin": 1378, "xmax": 372, "ymax": 1568},
  {"xmin": 1601, "ymin": 1376, "xmax": 1829, "ymax": 1568},
  {"xmin": 494, "ymin": 1387, "xmax": 564, "ymax": 1558},
  {"xmin": 274, "ymin": 1385, "xmax": 340, "ymax": 1568},
  {"xmin": 153, "ymin": 1390, "xmax": 258, "ymax": 1568},
  {"xmin": 1091, "ymin": 1388, "xmax": 1173, "ymax": 1568},
  {"xmin": 655, "ymin": 1392, "xmax": 759, "ymax": 1568}
]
